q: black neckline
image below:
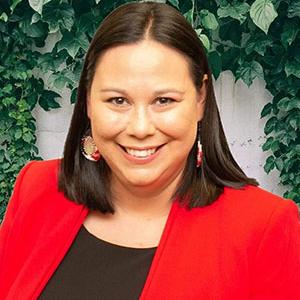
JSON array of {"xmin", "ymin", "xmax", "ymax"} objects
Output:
[{"xmin": 81, "ymin": 225, "xmax": 158, "ymax": 251}]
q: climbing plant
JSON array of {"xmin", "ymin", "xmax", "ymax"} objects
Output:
[{"xmin": 0, "ymin": 0, "xmax": 299, "ymax": 220}]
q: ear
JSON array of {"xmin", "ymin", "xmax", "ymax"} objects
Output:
[
  {"xmin": 196, "ymin": 74, "xmax": 208, "ymax": 122},
  {"xmin": 86, "ymin": 91, "xmax": 91, "ymax": 119}
]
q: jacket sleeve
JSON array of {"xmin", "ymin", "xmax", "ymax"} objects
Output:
[
  {"xmin": 0, "ymin": 161, "xmax": 35, "ymax": 291},
  {"xmin": 251, "ymin": 199, "xmax": 300, "ymax": 300}
]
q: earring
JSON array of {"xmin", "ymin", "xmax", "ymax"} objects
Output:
[
  {"xmin": 81, "ymin": 135, "xmax": 101, "ymax": 162},
  {"xmin": 196, "ymin": 123, "xmax": 202, "ymax": 168},
  {"xmin": 196, "ymin": 140, "xmax": 202, "ymax": 168}
]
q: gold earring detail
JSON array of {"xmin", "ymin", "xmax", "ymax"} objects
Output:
[{"xmin": 81, "ymin": 135, "xmax": 101, "ymax": 162}]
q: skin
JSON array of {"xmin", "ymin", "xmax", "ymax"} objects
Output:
[{"xmin": 84, "ymin": 39, "xmax": 207, "ymax": 247}]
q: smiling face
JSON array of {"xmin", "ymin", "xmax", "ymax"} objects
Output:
[{"xmin": 87, "ymin": 39, "xmax": 206, "ymax": 194}]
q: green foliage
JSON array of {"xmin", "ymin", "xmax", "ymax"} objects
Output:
[
  {"xmin": 0, "ymin": 0, "xmax": 299, "ymax": 221},
  {"xmin": 250, "ymin": 0, "xmax": 278, "ymax": 34},
  {"xmin": 192, "ymin": 0, "xmax": 300, "ymax": 203}
]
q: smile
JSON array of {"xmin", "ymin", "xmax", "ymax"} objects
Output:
[
  {"xmin": 125, "ymin": 147, "xmax": 157, "ymax": 158},
  {"xmin": 119, "ymin": 144, "xmax": 164, "ymax": 162}
]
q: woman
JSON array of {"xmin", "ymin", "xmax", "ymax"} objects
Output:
[{"xmin": 0, "ymin": 1, "xmax": 299, "ymax": 299}]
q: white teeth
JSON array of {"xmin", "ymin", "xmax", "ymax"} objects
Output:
[{"xmin": 125, "ymin": 148, "xmax": 157, "ymax": 157}]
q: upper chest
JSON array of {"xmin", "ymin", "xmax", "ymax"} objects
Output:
[{"xmin": 83, "ymin": 210, "xmax": 169, "ymax": 248}]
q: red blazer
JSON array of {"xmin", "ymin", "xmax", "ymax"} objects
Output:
[{"xmin": 0, "ymin": 159, "xmax": 300, "ymax": 299}]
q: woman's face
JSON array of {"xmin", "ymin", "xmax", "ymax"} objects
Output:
[{"xmin": 87, "ymin": 39, "xmax": 206, "ymax": 192}]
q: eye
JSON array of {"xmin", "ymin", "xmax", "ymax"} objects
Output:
[
  {"xmin": 155, "ymin": 97, "xmax": 175, "ymax": 106},
  {"xmin": 106, "ymin": 97, "xmax": 128, "ymax": 106}
]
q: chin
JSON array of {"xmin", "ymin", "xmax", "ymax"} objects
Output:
[{"xmin": 126, "ymin": 177, "xmax": 158, "ymax": 187}]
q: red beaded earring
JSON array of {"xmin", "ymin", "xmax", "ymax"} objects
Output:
[
  {"xmin": 196, "ymin": 123, "xmax": 203, "ymax": 168},
  {"xmin": 81, "ymin": 135, "xmax": 101, "ymax": 162}
]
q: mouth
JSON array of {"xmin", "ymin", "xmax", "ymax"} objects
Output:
[{"xmin": 119, "ymin": 145, "xmax": 164, "ymax": 158}]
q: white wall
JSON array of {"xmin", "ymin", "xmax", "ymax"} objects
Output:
[{"xmin": 32, "ymin": 70, "xmax": 285, "ymax": 196}]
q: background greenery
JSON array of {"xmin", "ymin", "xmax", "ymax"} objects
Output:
[{"xmin": 0, "ymin": 0, "xmax": 299, "ymax": 221}]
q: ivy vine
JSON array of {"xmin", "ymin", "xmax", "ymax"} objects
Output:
[{"xmin": 0, "ymin": 0, "xmax": 299, "ymax": 221}]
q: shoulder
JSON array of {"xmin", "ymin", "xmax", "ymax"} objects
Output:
[
  {"xmin": 177, "ymin": 185, "xmax": 299, "ymax": 239},
  {"xmin": 11, "ymin": 159, "xmax": 61, "ymax": 202},
  {"xmin": 217, "ymin": 185, "xmax": 299, "ymax": 242},
  {"xmin": 221, "ymin": 185, "xmax": 299, "ymax": 218},
  {"xmin": 8, "ymin": 158, "xmax": 82, "ymax": 217},
  {"xmin": 18, "ymin": 158, "xmax": 60, "ymax": 187}
]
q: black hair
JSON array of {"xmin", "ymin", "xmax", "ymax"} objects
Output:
[{"xmin": 59, "ymin": 1, "xmax": 258, "ymax": 212}]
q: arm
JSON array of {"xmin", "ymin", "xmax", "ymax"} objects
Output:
[
  {"xmin": 251, "ymin": 199, "xmax": 300, "ymax": 299},
  {"xmin": 0, "ymin": 161, "xmax": 35, "ymax": 295}
]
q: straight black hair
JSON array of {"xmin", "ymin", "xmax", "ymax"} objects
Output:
[{"xmin": 59, "ymin": 1, "xmax": 258, "ymax": 212}]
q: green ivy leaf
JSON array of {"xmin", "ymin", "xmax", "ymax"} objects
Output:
[
  {"xmin": 37, "ymin": 52, "xmax": 64, "ymax": 72},
  {"xmin": 3, "ymin": 84, "xmax": 13, "ymax": 94},
  {"xmin": 236, "ymin": 61, "xmax": 264, "ymax": 86},
  {"xmin": 31, "ymin": 13, "xmax": 41, "ymax": 24},
  {"xmin": 245, "ymin": 35, "xmax": 273, "ymax": 56},
  {"xmin": 71, "ymin": 87, "xmax": 77, "ymax": 104},
  {"xmin": 10, "ymin": 0, "xmax": 22, "ymax": 12},
  {"xmin": 264, "ymin": 116, "xmax": 277, "ymax": 135},
  {"xmin": 199, "ymin": 34, "xmax": 210, "ymax": 50},
  {"xmin": 208, "ymin": 51, "xmax": 222, "ymax": 79},
  {"xmin": 285, "ymin": 60, "xmax": 300, "ymax": 78},
  {"xmin": 250, "ymin": 0, "xmax": 278, "ymax": 34},
  {"xmin": 222, "ymin": 47, "xmax": 240, "ymax": 72},
  {"xmin": 48, "ymin": 73, "xmax": 73, "ymax": 90},
  {"xmin": 22, "ymin": 21, "xmax": 48, "ymax": 38},
  {"xmin": 184, "ymin": 9, "xmax": 194, "ymax": 26},
  {"xmin": 23, "ymin": 132, "xmax": 34, "ymax": 143},
  {"xmin": 270, "ymin": 140, "xmax": 280, "ymax": 152},
  {"xmin": 281, "ymin": 19, "xmax": 299, "ymax": 47},
  {"xmin": 284, "ymin": 190, "xmax": 299, "ymax": 202},
  {"xmin": 195, "ymin": 29, "xmax": 210, "ymax": 50},
  {"xmin": 167, "ymin": 0, "xmax": 179, "ymax": 9},
  {"xmin": 76, "ymin": 12, "xmax": 98, "ymax": 38},
  {"xmin": 0, "ymin": 13, "xmax": 8, "ymax": 22},
  {"xmin": 277, "ymin": 97, "xmax": 300, "ymax": 111},
  {"xmin": 287, "ymin": 1, "xmax": 300, "ymax": 18},
  {"xmin": 261, "ymin": 102, "xmax": 273, "ymax": 118},
  {"xmin": 14, "ymin": 129, "xmax": 22, "ymax": 139},
  {"xmin": 29, "ymin": 0, "xmax": 51, "ymax": 15},
  {"xmin": 200, "ymin": 9, "xmax": 218, "ymax": 30},
  {"xmin": 217, "ymin": 2, "xmax": 250, "ymax": 24},
  {"xmin": 288, "ymin": 114, "xmax": 300, "ymax": 130},
  {"xmin": 42, "ymin": 1, "xmax": 75, "ymax": 33},
  {"xmin": 262, "ymin": 136, "xmax": 274, "ymax": 151},
  {"xmin": 38, "ymin": 90, "xmax": 61, "ymax": 111},
  {"xmin": 264, "ymin": 155, "xmax": 275, "ymax": 173},
  {"xmin": 57, "ymin": 31, "xmax": 89, "ymax": 58},
  {"xmin": 275, "ymin": 157, "xmax": 284, "ymax": 171},
  {"xmin": 219, "ymin": 19, "xmax": 242, "ymax": 45}
]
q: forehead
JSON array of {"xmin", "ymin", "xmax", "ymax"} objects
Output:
[{"xmin": 92, "ymin": 40, "xmax": 193, "ymax": 88}]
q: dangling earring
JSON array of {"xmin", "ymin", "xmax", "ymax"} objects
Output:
[
  {"xmin": 197, "ymin": 140, "xmax": 202, "ymax": 167},
  {"xmin": 81, "ymin": 135, "xmax": 101, "ymax": 162},
  {"xmin": 196, "ymin": 123, "xmax": 203, "ymax": 168}
]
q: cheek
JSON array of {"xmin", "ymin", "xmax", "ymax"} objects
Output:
[
  {"xmin": 89, "ymin": 107, "xmax": 127, "ymax": 140},
  {"xmin": 155, "ymin": 105, "xmax": 198, "ymax": 139}
]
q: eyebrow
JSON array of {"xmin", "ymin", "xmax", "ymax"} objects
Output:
[{"xmin": 99, "ymin": 87, "xmax": 185, "ymax": 96}]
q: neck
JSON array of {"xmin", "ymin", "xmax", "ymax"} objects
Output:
[{"xmin": 110, "ymin": 171, "xmax": 183, "ymax": 220}]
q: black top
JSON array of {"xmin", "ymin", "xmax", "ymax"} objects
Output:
[{"xmin": 39, "ymin": 225, "xmax": 157, "ymax": 300}]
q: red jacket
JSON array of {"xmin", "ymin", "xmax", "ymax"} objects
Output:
[{"xmin": 0, "ymin": 159, "xmax": 300, "ymax": 299}]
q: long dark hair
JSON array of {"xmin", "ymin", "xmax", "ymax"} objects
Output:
[{"xmin": 59, "ymin": 1, "xmax": 258, "ymax": 212}]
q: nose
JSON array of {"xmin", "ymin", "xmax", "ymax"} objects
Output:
[{"xmin": 126, "ymin": 105, "xmax": 155, "ymax": 139}]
